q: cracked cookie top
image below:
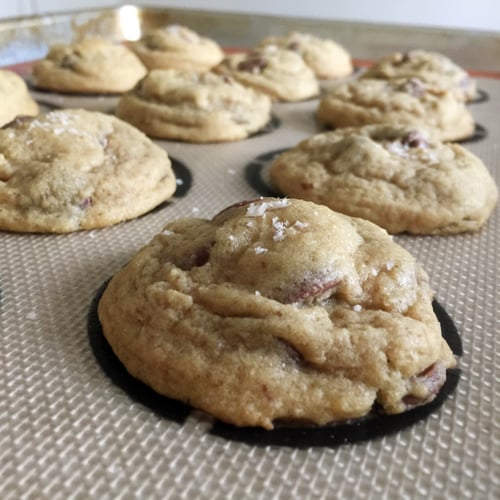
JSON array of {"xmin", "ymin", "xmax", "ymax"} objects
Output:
[
  {"xmin": 31, "ymin": 37, "xmax": 147, "ymax": 94},
  {"xmin": 98, "ymin": 197, "xmax": 456, "ymax": 429},
  {"xmin": 0, "ymin": 109, "xmax": 176, "ymax": 232},
  {"xmin": 215, "ymin": 46, "xmax": 320, "ymax": 102},
  {"xmin": 115, "ymin": 69, "xmax": 272, "ymax": 142},
  {"xmin": 270, "ymin": 125, "xmax": 498, "ymax": 234},
  {"xmin": 256, "ymin": 31, "xmax": 353, "ymax": 79},
  {"xmin": 130, "ymin": 25, "xmax": 224, "ymax": 71},
  {"xmin": 316, "ymin": 77, "xmax": 475, "ymax": 142},
  {"xmin": 361, "ymin": 49, "xmax": 477, "ymax": 102}
]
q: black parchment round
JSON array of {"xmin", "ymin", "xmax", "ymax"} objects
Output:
[
  {"xmin": 88, "ymin": 280, "xmax": 461, "ymax": 448},
  {"xmin": 458, "ymin": 123, "xmax": 488, "ymax": 144},
  {"xmin": 469, "ymin": 89, "xmax": 489, "ymax": 105}
]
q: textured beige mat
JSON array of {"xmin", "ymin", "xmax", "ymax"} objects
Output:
[{"xmin": 1, "ymin": 71, "xmax": 499, "ymax": 498}]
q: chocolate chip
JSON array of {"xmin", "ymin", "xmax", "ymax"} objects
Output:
[
  {"xmin": 194, "ymin": 246, "xmax": 211, "ymax": 267},
  {"xmin": 403, "ymin": 77, "xmax": 425, "ymax": 98},
  {"xmin": 286, "ymin": 41, "xmax": 300, "ymax": 51},
  {"xmin": 237, "ymin": 55, "xmax": 268, "ymax": 73},
  {"xmin": 283, "ymin": 276, "xmax": 339, "ymax": 304},
  {"xmin": 79, "ymin": 197, "xmax": 93, "ymax": 210},
  {"xmin": 402, "ymin": 362, "xmax": 446, "ymax": 408},
  {"xmin": 396, "ymin": 51, "xmax": 414, "ymax": 65},
  {"xmin": 213, "ymin": 198, "xmax": 261, "ymax": 219},
  {"xmin": 1, "ymin": 115, "xmax": 32, "ymax": 129},
  {"xmin": 401, "ymin": 130, "xmax": 428, "ymax": 149},
  {"xmin": 144, "ymin": 36, "xmax": 162, "ymax": 50},
  {"xmin": 177, "ymin": 243, "xmax": 214, "ymax": 271},
  {"xmin": 61, "ymin": 54, "xmax": 79, "ymax": 69}
]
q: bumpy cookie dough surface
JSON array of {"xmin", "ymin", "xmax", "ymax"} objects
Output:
[
  {"xmin": 130, "ymin": 25, "xmax": 224, "ymax": 71},
  {"xmin": 270, "ymin": 126, "xmax": 498, "ymax": 234},
  {"xmin": 362, "ymin": 50, "xmax": 477, "ymax": 102},
  {"xmin": 0, "ymin": 69, "xmax": 39, "ymax": 126},
  {"xmin": 216, "ymin": 46, "xmax": 320, "ymax": 102},
  {"xmin": 316, "ymin": 77, "xmax": 475, "ymax": 142},
  {"xmin": 98, "ymin": 198, "xmax": 456, "ymax": 429},
  {"xmin": 0, "ymin": 109, "xmax": 176, "ymax": 233},
  {"xmin": 257, "ymin": 31, "xmax": 353, "ymax": 79},
  {"xmin": 31, "ymin": 37, "xmax": 147, "ymax": 94},
  {"xmin": 116, "ymin": 69, "xmax": 272, "ymax": 142}
]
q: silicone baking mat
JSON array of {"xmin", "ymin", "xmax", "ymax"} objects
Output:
[{"xmin": 1, "ymin": 9, "xmax": 499, "ymax": 499}]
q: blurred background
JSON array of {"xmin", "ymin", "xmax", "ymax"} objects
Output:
[{"xmin": 2, "ymin": 0, "xmax": 500, "ymax": 32}]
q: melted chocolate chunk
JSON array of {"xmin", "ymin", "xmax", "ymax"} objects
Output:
[
  {"xmin": 282, "ymin": 277, "xmax": 339, "ymax": 304},
  {"xmin": 237, "ymin": 55, "xmax": 268, "ymax": 73},
  {"xmin": 193, "ymin": 245, "xmax": 211, "ymax": 267},
  {"xmin": 221, "ymin": 75, "xmax": 234, "ymax": 84},
  {"xmin": 401, "ymin": 130, "xmax": 428, "ymax": 149},
  {"xmin": 145, "ymin": 36, "xmax": 162, "ymax": 50},
  {"xmin": 397, "ymin": 51, "xmax": 413, "ymax": 65},
  {"xmin": 404, "ymin": 77, "xmax": 425, "ymax": 98},
  {"xmin": 79, "ymin": 197, "xmax": 93, "ymax": 210},
  {"xmin": 213, "ymin": 198, "xmax": 261, "ymax": 219},
  {"xmin": 1, "ymin": 115, "xmax": 32, "ymax": 129},
  {"xmin": 403, "ymin": 362, "xmax": 446, "ymax": 408},
  {"xmin": 61, "ymin": 54, "xmax": 79, "ymax": 69}
]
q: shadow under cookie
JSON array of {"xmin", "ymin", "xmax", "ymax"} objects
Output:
[
  {"xmin": 245, "ymin": 148, "xmax": 288, "ymax": 197},
  {"xmin": 250, "ymin": 113, "xmax": 281, "ymax": 138},
  {"xmin": 456, "ymin": 123, "xmax": 487, "ymax": 144},
  {"xmin": 28, "ymin": 80, "xmax": 121, "ymax": 113},
  {"xmin": 134, "ymin": 157, "xmax": 193, "ymax": 219},
  {"xmin": 468, "ymin": 88, "xmax": 489, "ymax": 105},
  {"xmin": 87, "ymin": 279, "xmax": 192, "ymax": 424},
  {"xmin": 88, "ymin": 280, "xmax": 461, "ymax": 449}
]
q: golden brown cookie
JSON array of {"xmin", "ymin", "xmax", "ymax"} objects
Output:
[
  {"xmin": 216, "ymin": 46, "xmax": 320, "ymax": 102},
  {"xmin": 362, "ymin": 50, "xmax": 477, "ymax": 102},
  {"xmin": 98, "ymin": 197, "xmax": 456, "ymax": 429},
  {"xmin": 130, "ymin": 25, "xmax": 224, "ymax": 71},
  {"xmin": 0, "ymin": 69, "xmax": 39, "ymax": 126},
  {"xmin": 316, "ymin": 77, "xmax": 475, "ymax": 142},
  {"xmin": 0, "ymin": 109, "xmax": 176, "ymax": 233},
  {"xmin": 269, "ymin": 125, "xmax": 498, "ymax": 234},
  {"xmin": 31, "ymin": 37, "xmax": 147, "ymax": 94},
  {"xmin": 257, "ymin": 31, "xmax": 353, "ymax": 79},
  {"xmin": 115, "ymin": 69, "xmax": 272, "ymax": 142}
]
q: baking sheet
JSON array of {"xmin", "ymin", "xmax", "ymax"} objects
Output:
[{"xmin": 1, "ymin": 7, "xmax": 499, "ymax": 499}]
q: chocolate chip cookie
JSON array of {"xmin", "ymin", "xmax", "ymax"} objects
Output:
[
  {"xmin": 256, "ymin": 31, "xmax": 353, "ymax": 79},
  {"xmin": 270, "ymin": 125, "xmax": 498, "ymax": 234},
  {"xmin": 316, "ymin": 77, "xmax": 475, "ymax": 142},
  {"xmin": 362, "ymin": 50, "xmax": 477, "ymax": 102},
  {"xmin": 216, "ymin": 46, "xmax": 320, "ymax": 102},
  {"xmin": 115, "ymin": 69, "xmax": 272, "ymax": 142},
  {"xmin": 98, "ymin": 197, "xmax": 457, "ymax": 429},
  {"xmin": 0, "ymin": 109, "xmax": 176, "ymax": 232},
  {"xmin": 31, "ymin": 37, "xmax": 147, "ymax": 94},
  {"xmin": 130, "ymin": 24, "xmax": 224, "ymax": 71},
  {"xmin": 0, "ymin": 69, "xmax": 39, "ymax": 126}
]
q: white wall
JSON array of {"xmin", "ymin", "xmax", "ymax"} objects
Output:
[{"xmin": 1, "ymin": 0, "xmax": 500, "ymax": 33}]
